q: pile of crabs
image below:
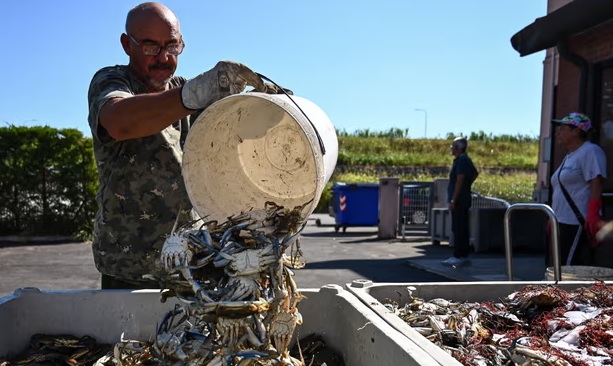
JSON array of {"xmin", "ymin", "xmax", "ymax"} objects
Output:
[
  {"xmin": 1, "ymin": 201, "xmax": 342, "ymax": 366},
  {"xmin": 383, "ymin": 281, "xmax": 613, "ymax": 366},
  {"xmin": 107, "ymin": 201, "xmax": 312, "ymax": 366}
]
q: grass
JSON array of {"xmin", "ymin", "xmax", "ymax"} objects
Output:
[
  {"xmin": 313, "ymin": 131, "xmax": 539, "ymax": 212},
  {"xmin": 337, "ymin": 136, "xmax": 539, "ymax": 169}
]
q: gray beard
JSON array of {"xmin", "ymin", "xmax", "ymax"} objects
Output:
[{"xmin": 148, "ymin": 77, "xmax": 172, "ymax": 91}]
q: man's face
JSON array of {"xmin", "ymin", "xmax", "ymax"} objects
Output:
[{"xmin": 122, "ymin": 17, "xmax": 182, "ymax": 92}]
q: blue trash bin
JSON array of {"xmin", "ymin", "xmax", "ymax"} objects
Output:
[{"xmin": 331, "ymin": 182, "xmax": 379, "ymax": 233}]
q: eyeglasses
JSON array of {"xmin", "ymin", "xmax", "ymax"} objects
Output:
[{"xmin": 128, "ymin": 34, "xmax": 184, "ymax": 56}]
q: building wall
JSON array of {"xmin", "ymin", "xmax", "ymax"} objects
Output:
[
  {"xmin": 548, "ymin": 0, "xmax": 572, "ymax": 12},
  {"xmin": 569, "ymin": 21, "xmax": 613, "ymax": 63},
  {"xmin": 537, "ymin": 5, "xmax": 613, "ymax": 183},
  {"xmin": 534, "ymin": 0, "xmax": 613, "ymax": 203},
  {"xmin": 552, "ymin": 20, "xmax": 613, "ymax": 167},
  {"xmin": 534, "ymin": 50, "xmax": 556, "ymax": 200},
  {"xmin": 533, "ymin": 0, "xmax": 571, "ymax": 201},
  {"xmin": 539, "ymin": 8, "xmax": 613, "ymax": 216}
]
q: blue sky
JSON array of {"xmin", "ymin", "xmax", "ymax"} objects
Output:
[{"xmin": 2, "ymin": 1, "xmax": 546, "ymax": 139}]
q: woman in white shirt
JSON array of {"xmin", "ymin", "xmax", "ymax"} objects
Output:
[{"xmin": 549, "ymin": 112, "xmax": 607, "ymax": 266}]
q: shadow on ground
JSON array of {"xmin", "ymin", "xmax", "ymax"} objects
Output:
[
  {"xmin": 301, "ymin": 231, "xmax": 377, "ymax": 239},
  {"xmin": 297, "ymin": 257, "xmax": 452, "ymax": 283},
  {"xmin": 0, "ymin": 238, "xmax": 83, "ymax": 248}
]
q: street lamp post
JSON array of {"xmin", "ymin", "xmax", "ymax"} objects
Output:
[{"xmin": 415, "ymin": 109, "xmax": 427, "ymax": 138}]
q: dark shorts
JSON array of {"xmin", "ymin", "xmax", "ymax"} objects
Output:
[{"xmin": 546, "ymin": 223, "xmax": 590, "ymax": 266}]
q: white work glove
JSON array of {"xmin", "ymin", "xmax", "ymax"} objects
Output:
[
  {"xmin": 258, "ymin": 83, "xmax": 294, "ymax": 95},
  {"xmin": 181, "ymin": 60, "xmax": 267, "ymax": 110}
]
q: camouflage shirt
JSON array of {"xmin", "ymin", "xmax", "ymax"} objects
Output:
[{"xmin": 87, "ymin": 65, "xmax": 198, "ymax": 282}]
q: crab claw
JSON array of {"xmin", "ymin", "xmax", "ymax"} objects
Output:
[{"xmin": 161, "ymin": 234, "xmax": 193, "ymax": 271}]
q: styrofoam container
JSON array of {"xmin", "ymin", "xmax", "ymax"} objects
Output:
[
  {"xmin": 0, "ymin": 285, "xmax": 441, "ymax": 366},
  {"xmin": 346, "ymin": 280, "xmax": 609, "ymax": 366},
  {"xmin": 182, "ymin": 93, "xmax": 338, "ymax": 224},
  {"xmin": 544, "ymin": 265, "xmax": 613, "ymax": 281}
]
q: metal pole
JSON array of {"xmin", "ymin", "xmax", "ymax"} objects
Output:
[
  {"xmin": 504, "ymin": 203, "xmax": 560, "ymax": 281},
  {"xmin": 415, "ymin": 109, "xmax": 427, "ymax": 138}
]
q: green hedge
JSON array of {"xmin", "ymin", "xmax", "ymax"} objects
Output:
[
  {"xmin": 0, "ymin": 126, "xmax": 536, "ymax": 237},
  {"xmin": 314, "ymin": 170, "xmax": 537, "ymax": 214},
  {"xmin": 0, "ymin": 126, "xmax": 98, "ymax": 238}
]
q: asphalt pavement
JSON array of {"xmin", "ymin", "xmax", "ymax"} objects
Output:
[{"xmin": 0, "ymin": 214, "xmax": 547, "ymax": 299}]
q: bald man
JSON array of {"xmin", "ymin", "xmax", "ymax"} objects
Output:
[{"xmin": 87, "ymin": 2, "xmax": 280, "ymax": 289}]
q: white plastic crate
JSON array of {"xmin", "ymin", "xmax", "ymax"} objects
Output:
[
  {"xmin": 0, "ymin": 285, "xmax": 442, "ymax": 366},
  {"xmin": 346, "ymin": 280, "xmax": 609, "ymax": 366}
]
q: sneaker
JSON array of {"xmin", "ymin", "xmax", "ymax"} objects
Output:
[
  {"xmin": 454, "ymin": 257, "xmax": 470, "ymax": 267},
  {"xmin": 441, "ymin": 256, "xmax": 470, "ymax": 267}
]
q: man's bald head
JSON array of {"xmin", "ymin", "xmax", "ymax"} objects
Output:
[
  {"xmin": 121, "ymin": 2, "xmax": 183, "ymax": 92},
  {"xmin": 125, "ymin": 2, "xmax": 180, "ymax": 35}
]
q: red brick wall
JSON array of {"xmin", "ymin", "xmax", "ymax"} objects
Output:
[
  {"xmin": 552, "ymin": 19, "xmax": 613, "ymax": 168},
  {"xmin": 570, "ymin": 21, "xmax": 613, "ymax": 63},
  {"xmin": 557, "ymin": 20, "xmax": 613, "ymax": 117},
  {"xmin": 556, "ymin": 61, "xmax": 581, "ymax": 115}
]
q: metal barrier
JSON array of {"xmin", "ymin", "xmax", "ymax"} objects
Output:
[
  {"xmin": 428, "ymin": 191, "xmax": 509, "ymax": 245},
  {"xmin": 504, "ymin": 203, "xmax": 561, "ymax": 281},
  {"xmin": 472, "ymin": 192, "xmax": 510, "ymax": 209},
  {"xmin": 398, "ymin": 181, "xmax": 433, "ymax": 236}
]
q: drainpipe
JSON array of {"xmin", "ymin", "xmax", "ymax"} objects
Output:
[{"xmin": 556, "ymin": 40, "xmax": 589, "ymax": 112}]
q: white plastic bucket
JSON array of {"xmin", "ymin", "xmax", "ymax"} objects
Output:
[
  {"xmin": 544, "ymin": 265, "xmax": 613, "ymax": 281},
  {"xmin": 182, "ymin": 93, "xmax": 338, "ymax": 224}
]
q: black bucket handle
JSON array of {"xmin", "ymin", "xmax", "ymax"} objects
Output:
[{"xmin": 256, "ymin": 73, "xmax": 327, "ymax": 156}]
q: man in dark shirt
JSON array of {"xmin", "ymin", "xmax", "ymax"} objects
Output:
[{"xmin": 443, "ymin": 137, "xmax": 478, "ymax": 266}]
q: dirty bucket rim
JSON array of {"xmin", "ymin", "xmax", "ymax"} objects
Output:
[{"xmin": 181, "ymin": 93, "xmax": 338, "ymax": 224}]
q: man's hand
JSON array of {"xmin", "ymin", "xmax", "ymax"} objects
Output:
[
  {"xmin": 259, "ymin": 83, "xmax": 294, "ymax": 95},
  {"xmin": 181, "ymin": 61, "xmax": 266, "ymax": 110}
]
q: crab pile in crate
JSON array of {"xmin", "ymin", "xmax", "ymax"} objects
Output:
[
  {"xmin": 111, "ymin": 201, "xmax": 309, "ymax": 366},
  {"xmin": 383, "ymin": 281, "xmax": 613, "ymax": 366}
]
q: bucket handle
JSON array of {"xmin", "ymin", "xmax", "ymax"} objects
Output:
[{"xmin": 256, "ymin": 73, "xmax": 327, "ymax": 156}]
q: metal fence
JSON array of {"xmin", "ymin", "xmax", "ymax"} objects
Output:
[
  {"xmin": 471, "ymin": 192, "xmax": 510, "ymax": 209},
  {"xmin": 398, "ymin": 181, "xmax": 433, "ymax": 235},
  {"xmin": 400, "ymin": 187, "xmax": 510, "ymax": 238}
]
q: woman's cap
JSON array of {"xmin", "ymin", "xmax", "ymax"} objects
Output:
[{"xmin": 552, "ymin": 112, "xmax": 592, "ymax": 132}]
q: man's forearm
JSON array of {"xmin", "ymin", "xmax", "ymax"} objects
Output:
[{"xmin": 100, "ymin": 87, "xmax": 193, "ymax": 141}]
